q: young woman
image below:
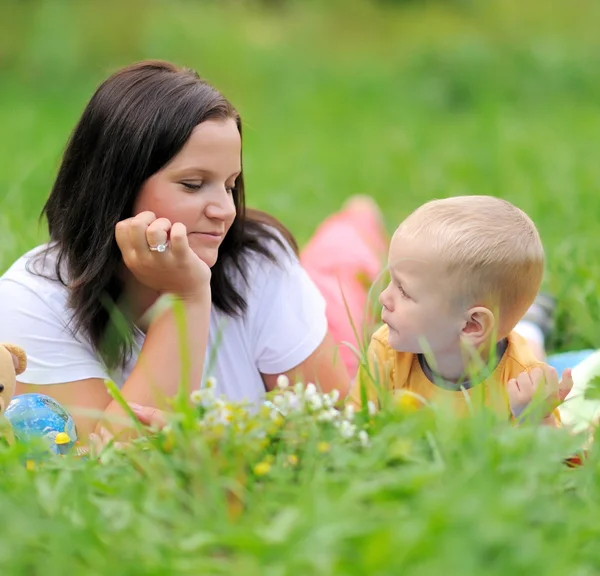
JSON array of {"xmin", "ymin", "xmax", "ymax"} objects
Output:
[{"xmin": 0, "ymin": 60, "xmax": 351, "ymax": 439}]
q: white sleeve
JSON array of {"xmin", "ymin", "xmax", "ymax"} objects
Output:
[
  {"xmin": 0, "ymin": 279, "xmax": 110, "ymax": 385},
  {"xmin": 248, "ymin": 241, "xmax": 328, "ymax": 375}
]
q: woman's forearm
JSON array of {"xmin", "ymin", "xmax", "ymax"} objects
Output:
[{"xmin": 96, "ymin": 289, "xmax": 211, "ymax": 435}]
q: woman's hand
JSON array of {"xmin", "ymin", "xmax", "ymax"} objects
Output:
[
  {"xmin": 115, "ymin": 211, "xmax": 211, "ymax": 300},
  {"xmin": 128, "ymin": 403, "xmax": 169, "ymax": 429},
  {"xmin": 87, "ymin": 403, "xmax": 170, "ymax": 454}
]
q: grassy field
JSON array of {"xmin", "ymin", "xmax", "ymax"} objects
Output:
[{"xmin": 1, "ymin": 0, "xmax": 600, "ymax": 573}]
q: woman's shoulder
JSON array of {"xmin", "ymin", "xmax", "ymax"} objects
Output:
[
  {"xmin": 222, "ymin": 225, "xmax": 297, "ymax": 303},
  {"xmin": 0, "ymin": 243, "xmax": 68, "ymax": 306},
  {"xmin": 225, "ymin": 222, "xmax": 328, "ymax": 377},
  {"xmin": 0, "ymin": 244, "xmax": 107, "ymax": 386},
  {"xmin": 239, "ymin": 223, "xmax": 326, "ymax": 310}
]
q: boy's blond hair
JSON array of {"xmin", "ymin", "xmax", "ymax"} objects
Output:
[{"xmin": 397, "ymin": 195, "xmax": 544, "ymax": 338}]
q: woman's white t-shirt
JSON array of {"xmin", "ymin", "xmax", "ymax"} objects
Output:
[{"xmin": 0, "ymin": 234, "xmax": 328, "ymax": 406}]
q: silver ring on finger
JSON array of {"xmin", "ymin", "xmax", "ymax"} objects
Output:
[{"xmin": 148, "ymin": 241, "xmax": 169, "ymax": 253}]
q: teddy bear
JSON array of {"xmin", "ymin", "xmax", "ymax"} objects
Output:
[{"xmin": 0, "ymin": 343, "xmax": 27, "ymax": 445}]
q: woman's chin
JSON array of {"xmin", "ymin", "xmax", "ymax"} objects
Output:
[{"xmin": 191, "ymin": 248, "xmax": 218, "ymax": 268}]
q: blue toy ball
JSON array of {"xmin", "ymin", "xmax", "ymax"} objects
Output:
[{"xmin": 4, "ymin": 393, "xmax": 78, "ymax": 456}]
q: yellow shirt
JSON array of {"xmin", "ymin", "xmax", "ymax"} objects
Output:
[{"xmin": 351, "ymin": 325, "xmax": 548, "ymax": 421}]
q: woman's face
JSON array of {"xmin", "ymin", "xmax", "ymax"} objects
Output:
[{"xmin": 134, "ymin": 118, "xmax": 240, "ymax": 267}]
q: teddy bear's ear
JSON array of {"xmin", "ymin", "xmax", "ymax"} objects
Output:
[{"xmin": 0, "ymin": 344, "xmax": 27, "ymax": 376}]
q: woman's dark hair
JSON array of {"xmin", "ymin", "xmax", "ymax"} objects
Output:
[{"xmin": 36, "ymin": 60, "xmax": 298, "ymax": 368}]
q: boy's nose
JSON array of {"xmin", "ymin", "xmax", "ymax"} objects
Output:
[{"xmin": 379, "ymin": 285, "xmax": 393, "ymax": 311}]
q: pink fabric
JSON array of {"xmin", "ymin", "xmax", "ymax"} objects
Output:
[{"xmin": 300, "ymin": 200, "xmax": 388, "ymax": 378}]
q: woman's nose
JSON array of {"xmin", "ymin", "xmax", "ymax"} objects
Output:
[{"xmin": 206, "ymin": 189, "xmax": 236, "ymax": 221}]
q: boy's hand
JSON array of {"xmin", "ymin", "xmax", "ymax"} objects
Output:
[{"xmin": 507, "ymin": 365, "xmax": 573, "ymax": 423}]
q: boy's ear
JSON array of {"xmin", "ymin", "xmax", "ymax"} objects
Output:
[{"xmin": 461, "ymin": 307, "xmax": 496, "ymax": 344}]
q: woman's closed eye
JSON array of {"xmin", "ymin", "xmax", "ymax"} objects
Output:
[
  {"xmin": 181, "ymin": 181, "xmax": 236, "ymax": 194},
  {"xmin": 180, "ymin": 181, "xmax": 203, "ymax": 191}
]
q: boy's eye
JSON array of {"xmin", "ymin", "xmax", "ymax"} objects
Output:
[
  {"xmin": 180, "ymin": 182, "xmax": 202, "ymax": 191},
  {"xmin": 397, "ymin": 284, "xmax": 410, "ymax": 299}
]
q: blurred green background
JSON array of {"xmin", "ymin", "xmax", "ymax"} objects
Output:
[{"xmin": 1, "ymin": 0, "xmax": 599, "ymax": 353}]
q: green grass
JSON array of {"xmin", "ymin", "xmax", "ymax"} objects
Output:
[{"xmin": 1, "ymin": 0, "xmax": 600, "ymax": 573}]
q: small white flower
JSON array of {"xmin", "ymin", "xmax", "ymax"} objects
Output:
[
  {"xmin": 190, "ymin": 390, "xmax": 203, "ymax": 405},
  {"xmin": 305, "ymin": 383, "xmax": 317, "ymax": 398},
  {"xmin": 276, "ymin": 374, "xmax": 290, "ymax": 390},
  {"xmin": 344, "ymin": 404, "xmax": 355, "ymax": 420},
  {"xmin": 273, "ymin": 395, "xmax": 285, "ymax": 407},
  {"xmin": 206, "ymin": 376, "xmax": 217, "ymax": 389},
  {"xmin": 317, "ymin": 411, "xmax": 331, "ymax": 422},
  {"xmin": 329, "ymin": 389, "xmax": 340, "ymax": 404},
  {"xmin": 199, "ymin": 389, "xmax": 216, "ymax": 408},
  {"xmin": 339, "ymin": 420, "xmax": 356, "ymax": 439},
  {"xmin": 217, "ymin": 408, "xmax": 232, "ymax": 425},
  {"xmin": 284, "ymin": 391, "xmax": 301, "ymax": 413},
  {"xmin": 317, "ymin": 408, "xmax": 338, "ymax": 422},
  {"xmin": 323, "ymin": 395, "xmax": 333, "ymax": 408},
  {"xmin": 204, "ymin": 411, "xmax": 219, "ymax": 426},
  {"xmin": 358, "ymin": 430, "xmax": 370, "ymax": 447},
  {"xmin": 202, "ymin": 402, "xmax": 231, "ymax": 426},
  {"xmin": 308, "ymin": 394, "xmax": 323, "ymax": 411},
  {"xmin": 214, "ymin": 397, "xmax": 227, "ymax": 410},
  {"xmin": 294, "ymin": 382, "xmax": 304, "ymax": 395},
  {"xmin": 367, "ymin": 401, "xmax": 376, "ymax": 416}
]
